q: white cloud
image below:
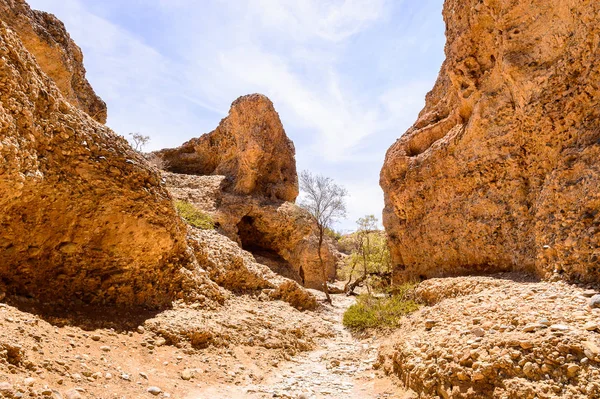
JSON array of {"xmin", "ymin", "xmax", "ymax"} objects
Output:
[
  {"xmin": 244, "ymin": 0, "xmax": 387, "ymax": 42},
  {"xmin": 26, "ymin": 0, "xmax": 444, "ymax": 230}
]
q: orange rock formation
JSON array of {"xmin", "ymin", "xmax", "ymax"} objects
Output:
[{"xmin": 381, "ymin": 0, "xmax": 600, "ymax": 285}]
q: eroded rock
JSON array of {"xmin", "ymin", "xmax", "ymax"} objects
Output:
[
  {"xmin": 164, "ymin": 172, "xmax": 337, "ymax": 291},
  {"xmin": 157, "ymin": 94, "xmax": 298, "ymax": 202},
  {"xmin": 0, "ymin": 0, "xmax": 107, "ymax": 123},
  {"xmin": 379, "ymin": 275, "xmax": 600, "ymax": 398},
  {"xmin": 380, "ymin": 0, "xmax": 600, "ymax": 285},
  {"xmin": 0, "ymin": 20, "xmax": 220, "ymax": 307}
]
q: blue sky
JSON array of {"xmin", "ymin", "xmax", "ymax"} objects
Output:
[{"xmin": 28, "ymin": 0, "xmax": 445, "ymax": 231}]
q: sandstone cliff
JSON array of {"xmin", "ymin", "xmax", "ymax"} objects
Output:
[
  {"xmin": 0, "ymin": 19, "xmax": 221, "ymax": 307},
  {"xmin": 0, "ymin": 0, "xmax": 107, "ymax": 123},
  {"xmin": 380, "ymin": 0, "xmax": 600, "ymax": 284},
  {"xmin": 157, "ymin": 94, "xmax": 298, "ymax": 202}
]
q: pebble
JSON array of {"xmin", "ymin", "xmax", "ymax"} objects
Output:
[
  {"xmin": 522, "ymin": 323, "xmax": 546, "ymax": 332},
  {"xmin": 523, "ymin": 362, "xmax": 538, "ymax": 378},
  {"xmin": 147, "ymin": 386, "xmax": 162, "ymax": 396},
  {"xmin": 24, "ymin": 377, "xmax": 35, "ymax": 387},
  {"xmin": 567, "ymin": 364, "xmax": 580, "ymax": 377},
  {"xmin": 91, "ymin": 335, "xmax": 101, "ymax": 341},
  {"xmin": 120, "ymin": 373, "xmax": 130, "ymax": 381},
  {"xmin": 590, "ymin": 295, "xmax": 600, "ymax": 309},
  {"xmin": 425, "ymin": 320, "xmax": 437, "ymax": 330},
  {"xmin": 471, "ymin": 327, "xmax": 485, "ymax": 337},
  {"xmin": 181, "ymin": 369, "xmax": 194, "ymax": 381},
  {"xmin": 549, "ymin": 324, "xmax": 569, "ymax": 331},
  {"xmin": 0, "ymin": 382, "xmax": 13, "ymax": 393},
  {"xmin": 64, "ymin": 390, "xmax": 82, "ymax": 399},
  {"xmin": 583, "ymin": 289, "xmax": 598, "ymax": 298},
  {"xmin": 584, "ymin": 322, "xmax": 598, "ymax": 331},
  {"xmin": 100, "ymin": 346, "xmax": 111, "ymax": 352}
]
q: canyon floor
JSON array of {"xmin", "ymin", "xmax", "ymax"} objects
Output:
[
  {"xmin": 189, "ymin": 293, "xmax": 408, "ymax": 399},
  {"xmin": 0, "ymin": 289, "xmax": 408, "ymax": 399}
]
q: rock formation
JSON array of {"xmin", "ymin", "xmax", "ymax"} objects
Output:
[
  {"xmin": 157, "ymin": 94, "xmax": 298, "ymax": 202},
  {"xmin": 380, "ymin": 0, "xmax": 600, "ymax": 285},
  {"xmin": 0, "ymin": 17, "xmax": 220, "ymax": 307},
  {"xmin": 379, "ymin": 275, "xmax": 600, "ymax": 398},
  {"xmin": 163, "ymin": 172, "xmax": 337, "ymax": 291},
  {"xmin": 0, "ymin": 0, "xmax": 107, "ymax": 123},
  {"xmin": 157, "ymin": 96, "xmax": 337, "ymax": 291}
]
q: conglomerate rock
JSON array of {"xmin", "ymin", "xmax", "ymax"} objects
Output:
[
  {"xmin": 0, "ymin": 0, "xmax": 107, "ymax": 123},
  {"xmin": 0, "ymin": 20, "xmax": 221, "ymax": 307},
  {"xmin": 163, "ymin": 172, "xmax": 338, "ymax": 291},
  {"xmin": 187, "ymin": 227, "xmax": 318, "ymax": 311},
  {"xmin": 380, "ymin": 0, "xmax": 600, "ymax": 284},
  {"xmin": 156, "ymin": 94, "xmax": 298, "ymax": 202},
  {"xmin": 379, "ymin": 275, "xmax": 600, "ymax": 398}
]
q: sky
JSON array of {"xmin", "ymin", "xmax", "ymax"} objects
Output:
[{"xmin": 28, "ymin": 0, "xmax": 446, "ymax": 231}]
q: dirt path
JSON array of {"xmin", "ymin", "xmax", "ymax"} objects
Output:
[{"xmin": 188, "ymin": 294, "xmax": 409, "ymax": 399}]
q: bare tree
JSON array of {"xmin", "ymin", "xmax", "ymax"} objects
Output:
[
  {"xmin": 129, "ymin": 132, "xmax": 150, "ymax": 152},
  {"xmin": 299, "ymin": 170, "xmax": 347, "ymax": 304}
]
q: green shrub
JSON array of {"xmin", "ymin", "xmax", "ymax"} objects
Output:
[
  {"xmin": 343, "ymin": 286, "xmax": 420, "ymax": 331},
  {"xmin": 174, "ymin": 200, "xmax": 214, "ymax": 230}
]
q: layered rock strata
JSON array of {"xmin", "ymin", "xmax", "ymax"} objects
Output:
[{"xmin": 380, "ymin": 0, "xmax": 600, "ymax": 284}]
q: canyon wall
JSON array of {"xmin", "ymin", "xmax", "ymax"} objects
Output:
[
  {"xmin": 0, "ymin": 15, "xmax": 220, "ymax": 307},
  {"xmin": 380, "ymin": 0, "xmax": 600, "ymax": 284}
]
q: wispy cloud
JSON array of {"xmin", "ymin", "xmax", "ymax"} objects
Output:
[{"xmin": 27, "ymin": 0, "xmax": 445, "ymax": 229}]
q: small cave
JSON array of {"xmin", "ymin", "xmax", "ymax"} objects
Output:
[{"xmin": 236, "ymin": 215, "xmax": 302, "ymax": 284}]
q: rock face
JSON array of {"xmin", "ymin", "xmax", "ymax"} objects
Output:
[
  {"xmin": 157, "ymin": 94, "xmax": 298, "ymax": 202},
  {"xmin": 163, "ymin": 172, "xmax": 337, "ymax": 291},
  {"xmin": 0, "ymin": 0, "xmax": 107, "ymax": 123},
  {"xmin": 0, "ymin": 18, "xmax": 220, "ymax": 307},
  {"xmin": 380, "ymin": 0, "xmax": 600, "ymax": 284},
  {"xmin": 187, "ymin": 227, "xmax": 317, "ymax": 311}
]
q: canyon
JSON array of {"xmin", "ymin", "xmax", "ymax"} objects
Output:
[{"xmin": 1, "ymin": 0, "xmax": 600, "ymax": 398}]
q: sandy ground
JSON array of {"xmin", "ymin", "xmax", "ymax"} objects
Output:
[
  {"xmin": 188, "ymin": 294, "xmax": 410, "ymax": 399},
  {"xmin": 0, "ymin": 291, "xmax": 409, "ymax": 399}
]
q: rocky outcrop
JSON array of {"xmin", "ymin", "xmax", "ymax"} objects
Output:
[
  {"xmin": 0, "ymin": 19, "xmax": 220, "ymax": 307},
  {"xmin": 379, "ymin": 275, "xmax": 600, "ymax": 398},
  {"xmin": 156, "ymin": 94, "xmax": 298, "ymax": 202},
  {"xmin": 0, "ymin": 0, "xmax": 107, "ymax": 123},
  {"xmin": 187, "ymin": 227, "xmax": 318, "ymax": 311},
  {"xmin": 163, "ymin": 172, "xmax": 337, "ymax": 291},
  {"xmin": 380, "ymin": 0, "xmax": 600, "ymax": 284}
]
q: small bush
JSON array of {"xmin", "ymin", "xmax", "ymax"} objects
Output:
[
  {"xmin": 174, "ymin": 200, "xmax": 214, "ymax": 230},
  {"xmin": 343, "ymin": 284, "xmax": 420, "ymax": 331}
]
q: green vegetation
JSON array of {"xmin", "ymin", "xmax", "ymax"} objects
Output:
[
  {"xmin": 340, "ymin": 215, "xmax": 392, "ymax": 294},
  {"xmin": 174, "ymin": 200, "xmax": 214, "ymax": 230},
  {"xmin": 325, "ymin": 227, "xmax": 342, "ymax": 241},
  {"xmin": 343, "ymin": 283, "xmax": 420, "ymax": 331}
]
